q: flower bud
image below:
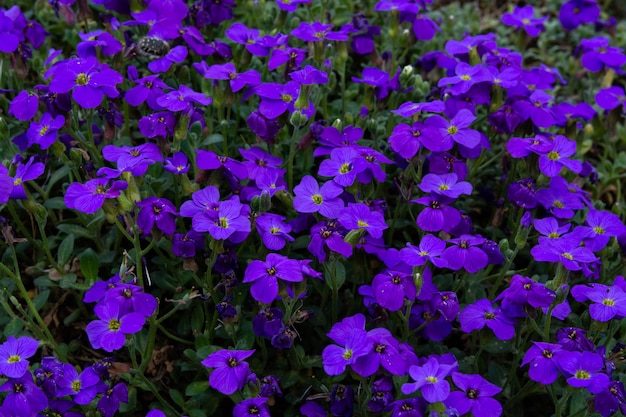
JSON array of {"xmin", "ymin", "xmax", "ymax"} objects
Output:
[
  {"xmin": 344, "ymin": 229, "xmax": 365, "ymax": 246},
  {"xmin": 289, "ymin": 110, "xmax": 308, "ymax": 128}
]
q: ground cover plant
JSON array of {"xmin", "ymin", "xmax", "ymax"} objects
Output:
[{"xmin": 1, "ymin": 0, "xmax": 626, "ymax": 416}]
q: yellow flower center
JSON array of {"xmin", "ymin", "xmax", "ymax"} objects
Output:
[
  {"xmin": 342, "ymin": 349, "xmax": 353, "ymax": 360},
  {"xmin": 312, "ymin": 194, "xmax": 323, "ymax": 205},
  {"xmin": 339, "ymin": 163, "xmax": 351, "ymax": 174},
  {"xmin": 575, "ymin": 370, "xmax": 590, "ymax": 380},
  {"xmin": 426, "ymin": 376, "xmax": 438, "ymax": 383},
  {"xmin": 7, "ymin": 355, "xmax": 21, "ymax": 364},
  {"xmin": 547, "ymin": 151, "xmax": 560, "ymax": 161},
  {"xmin": 75, "ymin": 73, "xmax": 89, "ymax": 85},
  {"xmin": 447, "ymin": 126, "xmax": 458, "ymax": 135},
  {"xmin": 603, "ymin": 298, "xmax": 615, "ymax": 307},
  {"xmin": 108, "ymin": 319, "xmax": 121, "ymax": 331},
  {"xmin": 357, "ymin": 220, "xmax": 369, "ymax": 227}
]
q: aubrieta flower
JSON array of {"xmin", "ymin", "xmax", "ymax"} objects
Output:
[
  {"xmin": 413, "ymin": 195, "xmax": 461, "ymax": 233},
  {"xmin": 322, "ymin": 315, "xmax": 371, "ymax": 376},
  {"xmin": 497, "ymin": 274, "xmax": 555, "ymax": 312},
  {"xmin": 372, "ymin": 269, "xmax": 416, "ymax": 311},
  {"xmin": 0, "ymin": 373, "xmax": 48, "ymax": 416},
  {"xmin": 148, "ymin": 45, "xmax": 188, "ymax": 73},
  {"xmin": 579, "ymin": 36, "xmax": 626, "ymax": 72},
  {"xmin": 460, "ymin": 299, "xmax": 516, "ymax": 340},
  {"xmin": 8, "ymin": 90, "xmax": 39, "ymax": 121},
  {"xmin": 194, "ymin": 62, "xmax": 261, "ymax": 92},
  {"xmin": 163, "ymin": 152, "xmax": 190, "ymax": 175},
  {"xmin": 156, "ymin": 84, "xmax": 211, "ymax": 114},
  {"xmin": 555, "ymin": 327, "xmax": 595, "ymax": 352},
  {"xmin": 255, "ymin": 213, "xmax": 294, "ymax": 251},
  {"xmin": 424, "ymin": 109, "xmax": 481, "ymax": 151},
  {"xmin": 520, "ymin": 342, "xmax": 564, "ymax": 384},
  {"xmin": 97, "ymin": 382, "xmax": 128, "ymax": 417},
  {"xmin": 537, "ymin": 135, "xmax": 582, "ymax": 177},
  {"xmin": 136, "ymin": 197, "xmax": 178, "ymax": 236},
  {"xmin": 77, "ymin": 30, "xmax": 123, "ymax": 58},
  {"xmin": 104, "ymin": 283, "xmax": 157, "ymax": 318},
  {"xmin": 531, "ymin": 237, "xmax": 598, "ymax": 271},
  {"xmin": 0, "ymin": 336, "xmax": 39, "ymax": 378},
  {"xmin": 445, "ymin": 373, "xmax": 502, "ymax": 417},
  {"xmin": 243, "ymin": 253, "xmax": 304, "ymax": 303},
  {"xmin": 338, "ymin": 203, "xmax": 388, "ymax": 239},
  {"xmin": 441, "ymin": 235, "xmax": 488, "ymax": 274},
  {"xmin": 192, "ymin": 200, "xmax": 251, "ymax": 241},
  {"xmin": 102, "ymin": 143, "xmax": 164, "ymax": 177},
  {"xmin": 318, "ymin": 147, "xmax": 367, "ymax": 187},
  {"xmin": 559, "ymin": 0, "xmax": 600, "ymax": 30},
  {"xmin": 201, "ymin": 349, "xmax": 255, "ymax": 395},
  {"xmin": 596, "ymin": 86, "xmax": 626, "ymax": 111},
  {"xmin": 234, "ymin": 397, "xmax": 271, "ymax": 417},
  {"xmin": 290, "ymin": 21, "xmax": 350, "ymax": 42},
  {"xmin": 47, "ymin": 57, "xmax": 123, "ymax": 108},
  {"xmin": 402, "ymin": 357, "xmax": 456, "ymax": 403},
  {"xmin": 595, "ymin": 381, "xmax": 626, "ymax": 417},
  {"xmin": 308, "ymin": 220, "xmax": 353, "ymax": 262},
  {"xmin": 571, "ymin": 282, "xmax": 626, "ymax": 322},
  {"xmin": 419, "ymin": 173, "xmax": 472, "ymax": 199},
  {"xmin": 558, "ymin": 351, "xmax": 610, "ymax": 393},
  {"xmin": 85, "ymin": 301, "xmax": 146, "ymax": 352},
  {"xmin": 64, "ymin": 178, "xmax": 128, "ymax": 214},
  {"xmin": 26, "ymin": 112, "xmax": 64, "ymax": 149},
  {"xmin": 582, "ymin": 209, "xmax": 626, "ymax": 252},
  {"xmin": 125, "ymin": 72, "xmax": 171, "ymax": 110},
  {"xmin": 10, "ymin": 157, "xmax": 45, "ymax": 200},
  {"xmin": 352, "ymin": 328, "xmax": 406, "ymax": 376},
  {"xmin": 56, "ymin": 364, "xmax": 104, "ymax": 405},
  {"xmin": 501, "ymin": 5, "xmax": 547, "ymax": 37},
  {"xmin": 438, "ymin": 63, "xmax": 490, "ymax": 96}
]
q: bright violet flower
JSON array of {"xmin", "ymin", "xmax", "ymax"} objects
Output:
[
  {"xmin": 255, "ymin": 213, "xmax": 294, "ymax": 250},
  {"xmin": 26, "ymin": 113, "xmax": 64, "ymax": 149},
  {"xmin": 8, "ymin": 90, "xmax": 39, "ymax": 121},
  {"xmin": 559, "ymin": 0, "xmax": 600, "ymax": 30},
  {"xmin": 47, "ymin": 57, "xmax": 123, "ymax": 108},
  {"xmin": 418, "ymin": 173, "xmax": 472, "ymax": 199},
  {"xmin": 400, "ymin": 235, "xmax": 448, "ymax": 268},
  {"xmin": 104, "ymin": 283, "xmax": 157, "ymax": 317},
  {"xmin": 387, "ymin": 121, "xmax": 427, "ymax": 159},
  {"xmin": 538, "ymin": 135, "xmax": 582, "ymax": 177},
  {"xmin": 460, "ymin": 299, "xmax": 516, "ymax": 340},
  {"xmin": 441, "ymin": 235, "xmax": 488, "ymax": 274},
  {"xmin": 180, "ymin": 186, "xmax": 221, "ymax": 218},
  {"xmin": 148, "ymin": 45, "xmax": 188, "ymax": 73},
  {"xmin": 57, "ymin": 365, "xmax": 103, "ymax": 405},
  {"xmin": 372, "ymin": 269, "xmax": 415, "ymax": 311},
  {"xmin": 351, "ymin": 328, "xmax": 405, "ymax": 376},
  {"xmin": 0, "ymin": 336, "xmax": 39, "ymax": 378},
  {"xmin": 136, "ymin": 197, "xmax": 178, "ymax": 235},
  {"xmin": 521, "ymin": 342, "xmax": 564, "ymax": 384},
  {"xmin": 243, "ymin": 254, "xmax": 304, "ymax": 303},
  {"xmin": 413, "ymin": 195, "xmax": 461, "ymax": 233},
  {"xmin": 234, "ymin": 398, "xmax": 271, "ymax": 417},
  {"xmin": 293, "ymin": 175, "xmax": 344, "ymax": 218},
  {"xmin": 156, "ymin": 84, "xmax": 211, "ymax": 114},
  {"xmin": 192, "ymin": 200, "xmax": 251, "ymax": 241},
  {"xmin": 391, "ymin": 100, "xmax": 445, "ymax": 118},
  {"xmin": 531, "ymin": 238, "xmax": 598, "ymax": 271},
  {"xmin": 255, "ymin": 81, "xmax": 305, "ymax": 120},
  {"xmin": 596, "ymin": 86, "xmax": 626, "ymax": 111},
  {"xmin": 10, "ymin": 157, "xmax": 45, "ymax": 200},
  {"xmin": 240, "ymin": 147, "xmax": 282, "ymax": 179},
  {"xmin": 125, "ymin": 72, "xmax": 171, "ymax": 110},
  {"xmin": 194, "ymin": 62, "xmax": 261, "ymax": 92},
  {"xmin": 308, "ymin": 221, "xmax": 353, "ymax": 262},
  {"xmin": 64, "ymin": 178, "xmax": 128, "ymax": 214},
  {"xmin": 583, "ymin": 209, "xmax": 626, "ymax": 251},
  {"xmin": 580, "ymin": 37, "xmax": 626, "ymax": 72},
  {"xmin": 86, "ymin": 300, "xmax": 147, "ymax": 352},
  {"xmin": 268, "ymin": 46, "xmax": 307, "ymax": 71},
  {"xmin": 163, "ymin": 152, "xmax": 190, "ymax": 175},
  {"xmin": 322, "ymin": 321, "xmax": 370, "ymax": 376},
  {"xmin": 424, "ymin": 109, "xmax": 481, "ymax": 150},
  {"xmin": 438, "ymin": 62, "xmax": 490, "ymax": 95},
  {"xmin": 497, "ymin": 275, "xmax": 556, "ymax": 311},
  {"xmin": 0, "ymin": 373, "xmax": 48, "ymax": 416},
  {"xmin": 338, "ymin": 203, "xmax": 388, "ymax": 239},
  {"xmin": 318, "ymin": 147, "xmax": 367, "ymax": 187},
  {"xmin": 445, "ymin": 373, "xmax": 502, "ymax": 417},
  {"xmin": 558, "ymin": 351, "xmax": 610, "ymax": 394},
  {"xmin": 501, "ymin": 5, "xmax": 547, "ymax": 37},
  {"xmin": 536, "ymin": 180, "xmax": 585, "ymax": 219},
  {"xmin": 97, "ymin": 382, "xmax": 128, "ymax": 417},
  {"xmin": 201, "ymin": 349, "xmax": 255, "ymax": 395},
  {"xmin": 402, "ymin": 357, "xmax": 456, "ymax": 403},
  {"xmin": 197, "ymin": 149, "xmax": 248, "ymax": 180},
  {"xmin": 290, "ymin": 21, "xmax": 349, "ymax": 42},
  {"xmin": 571, "ymin": 283, "xmax": 626, "ymax": 322},
  {"xmin": 290, "ymin": 65, "xmax": 329, "ymax": 85},
  {"xmin": 77, "ymin": 30, "xmax": 123, "ymax": 58},
  {"xmin": 315, "ymin": 125, "xmax": 363, "ymax": 157},
  {"xmin": 595, "ymin": 381, "xmax": 626, "ymax": 417}
]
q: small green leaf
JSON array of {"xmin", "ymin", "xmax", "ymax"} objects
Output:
[
  {"xmin": 57, "ymin": 234, "xmax": 75, "ymax": 266},
  {"xmin": 185, "ymin": 380, "xmax": 209, "ymax": 396},
  {"xmin": 57, "ymin": 224, "xmax": 94, "ymax": 239},
  {"xmin": 169, "ymin": 389, "xmax": 185, "ymax": 408},
  {"xmin": 3, "ymin": 318, "xmax": 23, "ymax": 337},
  {"xmin": 325, "ymin": 261, "xmax": 346, "ymax": 291},
  {"xmin": 79, "ymin": 248, "xmax": 99, "ymax": 282}
]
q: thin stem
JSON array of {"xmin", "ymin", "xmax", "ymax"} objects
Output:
[{"xmin": 287, "ymin": 124, "xmax": 300, "ymax": 192}]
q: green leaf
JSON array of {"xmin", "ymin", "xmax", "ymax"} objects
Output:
[
  {"xmin": 32, "ymin": 289, "xmax": 50, "ymax": 311},
  {"xmin": 169, "ymin": 389, "xmax": 185, "ymax": 408},
  {"xmin": 57, "ymin": 234, "xmax": 74, "ymax": 266},
  {"xmin": 325, "ymin": 261, "xmax": 346, "ymax": 291},
  {"xmin": 43, "ymin": 197, "xmax": 67, "ymax": 210},
  {"xmin": 59, "ymin": 273, "xmax": 77, "ymax": 289},
  {"xmin": 79, "ymin": 248, "xmax": 99, "ymax": 282},
  {"xmin": 56, "ymin": 224, "xmax": 94, "ymax": 239},
  {"xmin": 185, "ymin": 380, "xmax": 209, "ymax": 396},
  {"xmin": 3, "ymin": 318, "xmax": 23, "ymax": 337}
]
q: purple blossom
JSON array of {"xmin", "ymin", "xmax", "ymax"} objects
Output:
[
  {"xmin": 559, "ymin": 0, "xmax": 600, "ymax": 30},
  {"xmin": 402, "ymin": 357, "xmax": 456, "ymax": 403},
  {"xmin": 255, "ymin": 213, "xmax": 294, "ymax": 250},
  {"xmin": 596, "ymin": 86, "xmax": 625, "ymax": 111},
  {"xmin": 520, "ymin": 342, "xmax": 564, "ymax": 384},
  {"xmin": 0, "ymin": 374, "xmax": 48, "ymax": 416},
  {"xmin": 445, "ymin": 373, "xmax": 502, "ymax": 417},
  {"xmin": 419, "ymin": 173, "xmax": 472, "ymax": 199},
  {"xmin": 163, "ymin": 152, "xmax": 190, "ymax": 175},
  {"xmin": 8, "ymin": 90, "xmax": 39, "ymax": 121},
  {"xmin": 25, "ymin": 113, "xmax": 64, "ymax": 149},
  {"xmin": 595, "ymin": 381, "xmax": 626, "ymax": 417},
  {"xmin": 501, "ymin": 5, "xmax": 547, "ymax": 37},
  {"xmin": 580, "ymin": 37, "xmax": 626, "ymax": 72},
  {"xmin": 459, "ymin": 299, "xmax": 516, "ymax": 340},
  {"xmin": 571, "ymin": 283, "xmax": 626, "ymax": 322},
  {"xmin": 322, "ymin": 316, "xmax": 370, "ymax": 376},
  {"xmin": 372, "ymin": 270, "xmax": 415, "ymax": 311},
  {"xmin": 290, "ymin": 21, "xmax": 350, "ymax": 42},
  {"xmin": 391, "ymin": 100, "xmax": 445, "ymax": 118},
  {"xmin": 243, "ymin": 254, "xmax": 303, "ymax": 303},
  {"xmin": 538, "ymin": 135, "xmax": 582, "ymax": 177},
  {"xmin": 413, "ymin": 195, "xmax": 461, "ymax": 233},
  {"xmin": 192, "ymin": 200, "xmax": 251, "ymax": 241},
  {"xmin": 424, "ymin": 109, "xmax": 481, "ymax": 150},
  {"xmin": 558, "ymin": 351, "xmax": 610, "ymax": 393},
  {"xmin": 10, "ymin": 157, "xmax": 45, "ymax": 200},
  {"xmin": 77, "ymin": 30, "xmax": 123, "ymax": 58},
  {"xmin": 201, "ymin": 349, "xmax": 255, "ymax": 395},
  {"xmin": 293, "ymin": 175, "xmax": 344, "ymax": 218},
  {"xmin": 400, "ymin": 235, "xmax": 448, "ymax": 268},
  {"xmin": 86, "ymin": 300, "xmax": 146, "ymax": 352},
  {"xmin": 125, "ymin": 72, "xmax": 171, "ymax": 110},
  {"xmin": 351, "ymin": 328, "xmax": 406, "ymax": 376},
  {"xmin": 255, "ymin": 81, "xmax": 303, "ymax": 119},
  {"xmin": 531, "ymin": 238, "xmax": 598, "ymax": 271},
  {"xmin": 290, "ymin": 65, "xmax": 329, "ymax": 85},
  {"xmin": 441, "ymin": 235, "xmax": 488, "ymax": 274},
  {"xmin": 318, "ymin": 147, "xmax": 367, "ymax": 187},
  {"xmin": 194, "ymin": 62, "xmax": 261, "ymax": 92},
  {"xmin": 438, "ymin": 63, "xmax": 490, "ymax": 95},
  {"xmin": 64, "ymin": 178, "xmax": 128, "ymax": 214},
  {"xmin": 234, "ymin": 398, "xmax": 271, "ymax": 417},
  {"xmin": 156, "ymin": 84, "xmax": 211, "ymax": 114},
  {"xmin": 136, "ymin": 197, "xmax": 178, "ymax": 235},
  {"xmin": 97, "ymin": 382, "xmax": 128, "ymax": 417},
  {"xmin": 57, "ymin": 365, "xmax": 103, "ymax": 405},
  {"xmin": 338, "ymin": 203, "xmax": 388, "ymax": 239},
  {"xmin": 0, "ymin": 336, "xmax": 39, "ymax": 379}
]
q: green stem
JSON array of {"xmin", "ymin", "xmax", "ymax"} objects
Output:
[
  {"xmin": 287, "ymin": 124, "xmax": 300, "ymax": 192},
  {"xmin": 157, "ymin": 324, "xmax": 194, "ymax": 345},
  {"xmin": 36, "ymin": 222, "xmax": 63, "ymax": 274}
]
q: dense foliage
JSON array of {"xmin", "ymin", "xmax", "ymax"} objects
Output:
[{"xmin": 1, "ymin": 0, "xmax": 626, "ymax": 416}]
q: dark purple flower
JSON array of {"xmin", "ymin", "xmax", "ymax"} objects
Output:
[
  {"xmin": 502, "ymin": 5, "xmax": 547, "ymax": 37},
  {"xmin": 580, "ymin": 37, "xmax": 626, "ymax": 72},
  {"xmin": 445, "ymin": 373, "xmax": 502, "ymax": 417},
  {"xmin": 77, "ymin": 30, "xmax": 123, "ymax": 58},
  {"xmin": 441, "ymin": 235, "xmax": 488, "ymax": 274},
  {"xmin": 0, "ymin": 374, "xmax": 48, "ymax": 415},
  {"xmin": 402, "ymin": 357, "xmax": 456, "ymax": 403},
  {"xmin": 57, "ymin": 365, "xmax": 103, "ymax": 405},
  {"xmin": 86, "ymin": 300, "xmax": 146, "ymax": 352},
  {"xmin": 8, "ymin": 90, "xmax": 39, "ymax": 121},
  {"xmin": 424, "ymin": 109, "xmax": 481, "ymax": 150},
  {"xmin": 104, "ymin": 283, "xmax": 157, "ymax": 317},
  {"xmin": 125, "ymin": 72, "xmax": 171, "ymax": 110},
  {"xmin": 438, "ymin": 62, "xmax": 490, "ymax": 96},
  {"xmin": 64, "ymin": 178, "xmax": 127, "ymax": 214},
  {"xmin": 194, "ymin": 62, "xmax": 261, "ymax": 92},
  {"xmin": 389, "ymin": 398, "xmax": 427, "ymax": 417},
  {"xmin": 201, "ymin": 349, "xmax": 255, "ymax": 395},
  {"xmin": 338, "ymin": 202, "xmax": 388, "ymax": 239},
  {"xmin": 234, "ymin": 398, "xmax": 270, "ymax": 417},
  {"xmin": 372, "ymin": 270, "xmax": 415, "ymax": 311},
  {"xmin": 291, "ymin": 21, "xmax": 349, "ymax": 42},
  {"xmin": 25, "ymin": 113, "xmax": 64, "ymax": 149},
  {"xmin": 413, "ymin": 195, "xmax": 461, "ymax": 233},
  {"xmin": 418, "ymin": 173, "xmax": 472, "ymax": 199},
  {"xmin": 9, "ymin": 157, "xmax": 45, "ymax": 200},
  {"xmin": 136, "ymin": 197, "xmax": 177, "ymax": 235},
  {"xmin": 163, "ymin": 152, "xmax": 190, "ymax": 175},
  {"xmin": 255, "ymin": 213, "xmax": 294, "ymax": 250},
  {"xmin": 253, "ymin": 307, "xmax": 284, "ymax": 339},
  {"xmin": 156, "ymin": 84, "xmax": 211, "ymax": 114},
  {"xmin": 595, "ymin": 381, "xmax": 626, "ymax": 417},
  {"xmin": 497, "ymin": 275, "xmax": 555, "ymax": 311},
  {"xmin": 538, "ymin": 135, "xmax": 582, "ymax": 177},
  {"xmin": 520, "ymin": 342, "xmax": 564, "ymax": 384},
  {"xmin": 556, "ymin": 327, "xmax": 595, "ymax": 352},
  {"xmin": 531, "ymin": 238, "xmax": 598, "ymax": 271},
  {"xmin": 97, "ymin": 382, "xmax": 128, "ymax": 417},
  {"xmin": 293, "ymin": 175, "xmax": 344, "ymax": 218},
  {"xmin": 330, "ymin": 385, "xmax": 354, "ymax": 417},
  {"xmin": 596, "ymin": 86, "xmax": 625, "ymax": 111},
  {"xmin": 192, "ymin": 200, "xmax": 251, "ymax": 241},
  {"xmin": 290, "ymin": 65, "xmax": 329, "ymax": 85},
  {"xmin": 559, "ymin": 0, "xmax": 600, "ymax": 30}
]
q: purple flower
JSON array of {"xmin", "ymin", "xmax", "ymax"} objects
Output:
[
  {"xmin": 290, "ymin": 65, "xmax": 329, "ymax": 85},
  {"xmin": 8, "ymin": 90, "xmax": 39, "ymax": 121},
  {"xmin": 136, "ymin": 197, "xmax": 177, "ymax": 235},
  {"xmin": 571, "ymin": 283, "xmax": 626, "ymax": 322},
  {"xmin": 536, "ymin": 180, "xmax": 585, "ymax": 219},
  {"xmin": 10, "ymin": 157, "xmax": 45, "ymax": 200},
  {"xmin": 538, "ymin": 135, "xmax": 582, "ymax": 177},
  {"xmin": 596, "ymin": 86, "xmax": 626, "ymax": 111},
  {"xmin": 391, "ymin": 100, "xmax": 445, "ymax": 118},
  {"xmin": 240, "ymin": 147, "xmax": 282, "ymax": 179},
  {"xmin": 47, "ymin": 57, "xmax": 123, "ymax": 108},
  {"xmin": 315, "ymin": 125, "xmax": 363, "ymax": 157},
  {"xmin": 255, "ymin": 81, "xmax": 303, "ymax": 120},
  {"xmin": 372, "ymin": 270, "xmax": 415, "ymax": 311},
  {"xmin": 104, "ymin": 283, "xmax": 157, "ymax": 317},
  {"xmin": 556, "ymin": 327, "xmax": 595, "ymax": 352},
  {"xmin": 268, "ymin": 46, "xmax": 307, "ymax": 71},
  {"xmin": 0, "ymin": 336, "xmax": 38, "ymax": 379},
  {"xmin": 338, "ymin": 203, "xmax": 388, "ymax": 239},
  {"xmin": 580, "ymin": 36, "xmax": 626, "ymax": 72},
  {"xmin": 460, "ymin": 299, "xmax": 515, "ymax": 340},
  {"xmin": 413, "ymin": 195, "xmax": 461, "ymax": 233},
  {"xmin": 125, "ymin": 72, "xmax": 171, "ymax": 110},
  {"xmin": 291, "ymin": 21, "xmax": 349, "ymax": 42},
  {"xmin": 0, "ymin": 374, "xmax": 48, "ymax": 416},
  {"xmin": 77, "ymin": 30, "xmax": 123, "ymax": 58},
  {"xmin": 201, "ymin": 349, "xmax": 255, "ymax": 395},
  {"xmin": 445, "ymin": 373, "xmax": 502, "ymax": 417},
  {"xmin": 520, "ymin": 342, "xmax": 564, "ymax": 384},
  {"xmin": 330, "ymin": 384, "xmax": 355, "ymax": 417},
  {"xmin": 595, "ymin": 381, "xmax": 626, "ymax": 417},
  {"xmin": 438, "ymin": 63, "xmax": 490, "ymax": 96},
  {"xmin": 163, "ymin": 152, "xmax": 190, "ymax": 175},
  {"xmin": 156, "ymin": 84, "xmax": 211, "ymax": 114},
  {"xmin": 418, "ymin": 173, "xmax": 472, "ymax": 199},
  {"xmin": 497, "ymin": 275, "xmax": 556, "ymax": 311},
  {"xmin": 322, "ymin": 324, "xmax": 370, "ymax": 375},
  {"xmin": 255, "ymin": 213, "xmax": 294, "ymax": 251},
  {"xmin": 501, "ymin": 5, "xmax": 547, "ymax": 37},
  {"xmin": 243, "ymin": 254, "xmax": 303, "ymax": 303},
  {"xmin": 318, "ymin": 147, "xmax": 367, "ymax": 187},
  {"xmin": 253, "ymin": 307, "xmax": 284, "ymax": 339},
  {"xmin": 234, "ymin": 398, "xmax": 271, "ymax": 417},
  {"xmin": 559, "ymin": 0, "xmax": 600, "ymax": 30},
  {"xmin": 352, "ymin": 328, "xmax": 406, "ymax": 376},
  {"xmin": 424, "ymin": 109, "xmax": 481, "ymax": 150},
  {"xmin": 148, "ymin": 45, "xmax": 188, "ymax": 73},
  {"xmin": 192, "ymin": 200, "xmax": 251, "ymax": 241},
  {"xmin": 97, "ymin": 382, "xmax": 128, "ymax": 417},
  {"xmin": 86, "ymin": 300, "xmax": 147, "ymax": 352},
  {"xmin": 293, "ymin": 175, "xmax": 344, "ymax": 218},
  {"xmin": 441, "ymin": 235, "xmax": 488, "ymax": 274},
  {"xmin": 531, "ymin": 238, "xmax": 598, "ymax": 271},
  {"xmin": 308, "ymin": 221, "xmax": 353, "ymax": 262},
  {"xmin": 26, "ymin": 113, "xmax": 64, "ymax": 149},
  {"xmin": 57, "ymin": 365, "xmax": 103, "ymax": 405},
  {"xmin": 194, "ymin": 62, "xmax": 261, "ymax": 92},
  {"xmin": 64, "ymin": 178, "xmax": 128, "ymax": 214},
  {"xmin": 400, "ymin": 235, "xmax": 448, "ymax": 268},
  {"xmin": 583, "ymin": 209, "xmax": 626, "ymax": 252},
  {"xmin": 402, "ymin": 357, "xmax": 456, "ymax": 403},
  {"xmin": 558, "ymin": 351, "xmax": 610, "ymax": 394},
  {"xmin": 102, "ymin": 143, "xmax": 164, "ymax": 176}
]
